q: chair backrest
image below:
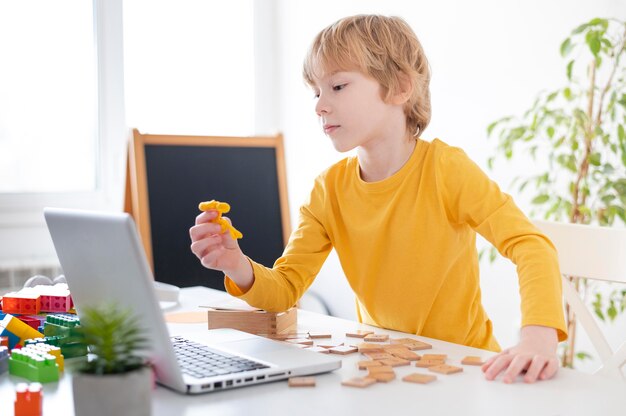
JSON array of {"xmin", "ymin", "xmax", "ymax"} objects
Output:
[{"xmin": 534, "ymin": 220, "xmax": 626, "ymax": 379}]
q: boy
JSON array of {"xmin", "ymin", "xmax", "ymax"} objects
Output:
[{"xmin": 189, "ymin": 15, "xmax": 567, "ymax": 384}]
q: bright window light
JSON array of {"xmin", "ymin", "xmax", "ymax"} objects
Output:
[{"xmin": 0, "ymin": 0, "xmax": 97, "ymax": 193}]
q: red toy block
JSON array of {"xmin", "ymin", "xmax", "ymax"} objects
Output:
[
  {"xmin": 14, "ymin": 382, "xmax": 43, "ymax": 416},
  {"xmin": 1, "ymin": 295, "xmax": 41, "ymax": 315},
  {"xmin": 16, "ymin": 316, "xmax": 41, "ymax": 331}
]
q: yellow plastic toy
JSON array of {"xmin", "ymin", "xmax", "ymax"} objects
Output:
[{"xmin": 198, "ymin": 200, "xmax": 243, "ymax": 240}]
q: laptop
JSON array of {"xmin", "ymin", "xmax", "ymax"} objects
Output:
[{"xmin": 43, "ymin": 207, "xmax": 341, "ymax": 394}]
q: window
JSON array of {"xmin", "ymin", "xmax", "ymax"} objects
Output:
[{"xmin": 0, "ymin": 0, "xmax": 97, "ymax": 193}]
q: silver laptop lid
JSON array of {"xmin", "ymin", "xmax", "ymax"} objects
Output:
[{"xmin": 44, "ymin": 207, "xmax": 186, "ymax": 391}]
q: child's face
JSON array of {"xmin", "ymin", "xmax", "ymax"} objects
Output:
[{"xmin": 310, "ymin": 68, "xmax": 405, "ymax": 152}]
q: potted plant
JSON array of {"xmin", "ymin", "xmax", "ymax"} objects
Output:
[
  {"xmin": 71, "ymin": 303, "xmax": 152, "ymax": 416},
  {"xmin": 486, "ymin": 17, "xmax": 626, "ymax": 368}
]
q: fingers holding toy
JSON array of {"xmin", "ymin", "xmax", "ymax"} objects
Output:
[{"xmin": 197, "ymin": 199, "xmax": 243, "ymax": 240}]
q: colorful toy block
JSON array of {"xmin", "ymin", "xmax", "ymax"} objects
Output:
[
  {"xmin": 43, "ymin": 314, "xmax": 81, "ymax": 338},
  {"xmin": 23, "ymin": 344, "xmax": 64, "ymax": 372},
  {"xmin": 14, "ymin": 382, "xmax": 43, "ymax": 416},
  {"xmin": 1, "ymin": 327, "xmax": 19, "ymax": 349},
  {"xmin": 1, "ymin": 292, "xmax": 41, "ymax": 315},
  {"xmin": 0, "ymin": 314, "xmax": 44, "ymax": 346},
  {"xmin": 9, "ymin": 348, "xmax": 59, "ymax": 383},
  {"xmin": 0, "ymin": 346, "xmax": 8, "ymax": 374},
  {"xmin": 26, "ymin": 335, "xmax": 87, "ymax": 358},
  {"xmin": 16, "ymin": 316, "xmax": 41, "ymax": 331}
]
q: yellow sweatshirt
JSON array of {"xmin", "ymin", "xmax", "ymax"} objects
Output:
[{"xmin": 225, "ymin": 138, "xmax": 567, "ymax": 351}]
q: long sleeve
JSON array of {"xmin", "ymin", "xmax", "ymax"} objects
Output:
[
  {"xmin": 438, "ymin": 147, "xmax": 567, "ymax": 341},
  {"xmin": 224, "ymin": 176, "xmax": 333, "ymax": 312}
]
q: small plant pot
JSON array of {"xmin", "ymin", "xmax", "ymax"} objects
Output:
[{"xmin": 72, "ymin": 366, "xmax": 152, "ymax": 416}]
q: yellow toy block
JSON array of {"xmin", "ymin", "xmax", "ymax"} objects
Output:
[
  {"xmin": 198, "ymin": 199, "xmax": 243, "ymax": 240},
  {"xmin": 0, "ymin": 314, "xmax": 44, "ymax": 346}
]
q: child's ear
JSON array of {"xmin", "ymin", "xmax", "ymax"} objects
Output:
[{"xmin": 389, "ymin": 72, "xmax": 413, "ymax": 105}]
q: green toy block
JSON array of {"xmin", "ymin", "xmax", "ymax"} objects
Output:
[
  {"xmin": 8, "ymin": 349, "xmax": 59, "ymax": 383},
  {"xmin": 43, "ymin": 314, "xmax": 81, "ymax": 338},
  {"xmin": 25, "ymin": 335, "xmax": 87, "ymax": 358}
]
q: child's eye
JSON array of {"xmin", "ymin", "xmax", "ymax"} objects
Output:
[{"xmin": 333, "ymin": 84, "xmax": 346, "ymax": 91}]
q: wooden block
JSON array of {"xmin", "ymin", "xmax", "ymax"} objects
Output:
[
  {"xmin": 207, "ymin": 307, "xmax": 297, "ymax": 336},
  {"xmin": 317, "ymin": 340, "xmax": 343, "ymax": 349},
  {"xmin": 428, "ymin": 364, "xmax": 463, "ymax": 375},
  {"xmin": 390, "ymin": 338, "xmax": 432, "ymax": 351},
  {"xmin": 380, "ymin": 357, "xmax": 410, "ymax": 367},
  {"xmin": 415, "ymin": 359, "xmax": 445, "ymax": 368},
  {"xmin": 308, "ymin": 332, "xmax": 332, "ymax": 339},
  {"xmin": 342, "ymin": 377, "xmax": 377, "ymax": 388},
  {"xmin": 367, "ymin": 365, "xmax": 395, "ymax": 374},
  {"xmin": 288, "ymin": 377, "xmax": 316, "ymax": 387},
  {"xmin": 363, "ymin": 352, "xmax": 395, "ymax": 360},
  {"xmin": 364, "ymin": 334, "xmax": 389, "ymax": 342},
  {"xmin": 402, "ymin": 373, "xmax": 437, "ymax": 384},
  {"xmin": 422, "ymin": 354, "xmax": 447, "ymax": 361},
  {"xmin": 304, "ymin": 346, "xmax": 330, "ymax": 354},
  {"xmin": 461, "ymin": 356, "xmax": 485, "ymax": 366},
  {"xmin": 357, "ymin": 343, "xmax": 385, "ymax": 353},
  {"xmin": 358, "ymin": 360, "xmax": 383, "ymax": 370},
  {"xmin": 367, "ymin": 371, "xmax": 396, "ymax": 382},
  {"xmin": 287, "ymin": 338, "xmax": 314, "ymax": 346},
  {"xmin": 346, "ymin": 330, "xmax": 375, "ymax": 338},
  {"xmin": 328, "ymin": 345, "xmax": 358, "ymax": 355},
  {"xmin": 387, "ymin": 348, "xmax": 421, "ymax": 361}
]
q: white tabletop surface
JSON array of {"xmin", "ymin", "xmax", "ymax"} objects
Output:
[{"xmin": 1, "ymin": 286, "xmax": 624, "ymax": 415}]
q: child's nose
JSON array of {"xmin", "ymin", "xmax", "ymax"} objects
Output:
[{"xmin": 315, "ymin": 95, "xmax": 330, "ymax": 116}]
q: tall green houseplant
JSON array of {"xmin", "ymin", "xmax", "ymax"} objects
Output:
[{"xmin": 487, "ymin": 17, "xmax": 626, "ymax": 368}]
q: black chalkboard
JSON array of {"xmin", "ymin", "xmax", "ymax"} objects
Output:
[{"xmin": 126, "ymin": 130, "xmax": 290, "ymax": 291}]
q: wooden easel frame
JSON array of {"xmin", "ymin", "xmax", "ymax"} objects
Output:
[{"xmin": 124, "ymin": 128, "xmax": 291, "ymax": 270}]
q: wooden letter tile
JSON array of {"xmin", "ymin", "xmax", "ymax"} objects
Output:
[
  {"xmin": 380, "ymin": 357, "xmax": 410, "ymax": 367},
  {"xmin": 308, "ymin": 332, "xmax": 332, "ymax": 339},
  {"xmin": 422, "ymin": 354, "xmax": 447, "ymax": 362},
  {"xmin": 390, "ymin": 338, "xmax": 432, "ymax": 351},
  {"xmin": 402, "ymin": 373, "xmax": 437, "ymax": 384},
  {"xmin": 428, "ymin": 364, "xmax": 463, "ymax": 375},
  {"xmin": 346, "ymin": 330, "xmax": 375, "ymax": 338},
  {"xmin": 364, "ymin": 334, "xmax": 389, "ymax": 342},
  {"xmin": 342, "ymin": 377, "xmax": 377, "ymax": 388},
  {"xmin": 461, "ymin": 356, "xmax": 485, "ymax": 366},
  {"xmin": 288, "ymin": 377, "xmax": 316, "ymax": 387},
  {"xmin": 328, "ymin": 345, "xmax": 358, "ymax": 355},
  {"xmin": 415, "ymin": 359, "xmax": 445, "ymax": 368},
  {"xmin": 358, "ymin": 360, "xmax": 383, "ymax": 370}
]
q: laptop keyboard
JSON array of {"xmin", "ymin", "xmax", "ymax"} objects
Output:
[{"xmin": 171, "ymin": 336, "xmax": 270, "ymax": 379}]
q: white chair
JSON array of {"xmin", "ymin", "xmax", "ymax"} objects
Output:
[{"xmin": 534, "ymin": 220, "xmax": 626, "ymax": 379}]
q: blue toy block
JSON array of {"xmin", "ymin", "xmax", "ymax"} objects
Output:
[
  {"xmin": 0, "ymin": 346, "xmax": 8, "ymax": 374},
  {"xmin": 0, "ymin": 327, "xmax": 20, "ymax": 349}
]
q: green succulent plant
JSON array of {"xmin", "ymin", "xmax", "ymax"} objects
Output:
[{"xmin": 75, "ymin": 303, "xmax": 149, "ymax": 375}]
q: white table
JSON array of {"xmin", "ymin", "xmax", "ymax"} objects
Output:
[{"xmin": 1, "ymin": 286, "xmax": 624, "ymax": 415}]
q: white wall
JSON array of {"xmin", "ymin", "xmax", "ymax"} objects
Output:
[{"xmin": 274, "ymin": 0, "xmax": 626, "ymax": 361}]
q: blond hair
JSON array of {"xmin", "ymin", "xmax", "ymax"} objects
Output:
[{"xmin": 303, "ymin": 15, "xmax": 431, "ymax": 136}]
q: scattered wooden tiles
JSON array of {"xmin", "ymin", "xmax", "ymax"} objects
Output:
[
  {"xmin": 317, "ymin": 341, "xmax": 344, "ymax": 349},
  {"xmin": 422, "ymin": 354, "xmax": 447, "ymax": 362},
  {"xmin": 342, "ymin": 377, "xmax": 377, "ymax": 388},
  {"xmin": 402, "ymin": 373, "xmax": 437, "ymax": 384},
  {"xmin": 346, "ymin": 330, "xmax": 375, "ymax": 338},
  {"xmin": 415, "ymin": 359, "xmax": 445, "ymax": 368},
  {"xmin": 288, "ymin": 377, "xmax": 316, "ymax": 387},
  {"xmin": 386, "ymin": 348, "xmax": 421, "ymax": 361},
  {"xmin": 308, "ymin": 332, "xmax": 332, "ymax": 339},
  {"xmin": 364, "ymin": 334, "xmax": 389, "ymax": 342},
  {"xmin": 328, "ymin": 345, "xmax": 358, "ymax": 355},
  {"xmin": 390, "ymin": 338, "xmax": 432, "ymax": 351},
  {"xmin": 358, "ymin": 360, "xmax": 383, "ymax": 370},
  {"xmin": 367, "ymin": 371, "xmax": 396, "ymax": 382},
  {"xmin": 357, "ymin": 343, "xmax": 385, "ymax": 353},
  {"xmin": 461, "ymin": 356, "xmax": 484, "ymax": 366},
  {"xmin": 367, "ymin": 365, "xmax": 395, "ymax": 374},
  {"xmin": 363, "ymin": 352, "xmax": 395, "ymax": 360},
  {"xmin": 379, "ymin": 357, "xmax": 410, "ymax": 367},
  {"xmin": 428, "ymin": 364, "xmax": 463, "ymax": 375}
]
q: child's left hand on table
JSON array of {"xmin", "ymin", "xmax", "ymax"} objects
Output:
[{"xmin": 481, "ymin": 325, "xmax": 559, "ymax": 383}]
